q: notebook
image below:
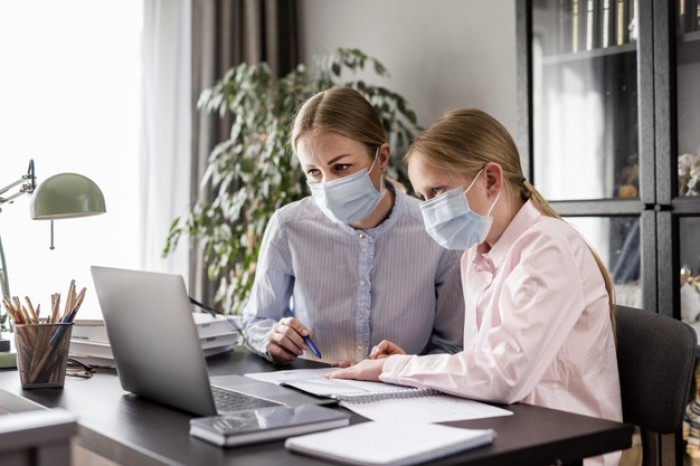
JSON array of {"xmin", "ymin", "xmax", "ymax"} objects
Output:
[
  {"xmin": 285, "ymin": 421, "xmax": 494, "ymax": 466},
  {"xmin": 90, "ymin": 265, "xmax": 334, "ymax": 416},
  {"xmin": 246, "ymin": 368, "xmax": 440, "ymax": 402},
  {"xmin": 245, "ymin": 368, "xmax": 513, "ymax": 423}
]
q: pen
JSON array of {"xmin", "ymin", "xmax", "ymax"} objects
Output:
[
  {"xmin": 303, "ymin": 336, "xmax": 322, "ymax": 359},
  {"xmin": 188, "ymin": 296, "xmax": 244, "ymax": 338}
]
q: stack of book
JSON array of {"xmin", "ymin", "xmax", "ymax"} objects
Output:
[{"xmin": 69, "ymin": 313, "xmax": 242, "ymax": 369}]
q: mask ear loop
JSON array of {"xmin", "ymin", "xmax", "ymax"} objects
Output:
[
  {"xmin": 368, "ymin": 146, "xmax": 387, "ymax": 195},
  {"xmin": 463, "ymin": 169, "xmax": 485, "ymax": 195},
  {"xmin": 464, "ymin": 168, "xmax": 501, "ymax": 216},
  {"xmin": 486, "ymin": 187, "xmax": 502, "ymax": 216},
  {"xmin": 367, "ymin": 146, "xmax": 381, "ymax": 174}
]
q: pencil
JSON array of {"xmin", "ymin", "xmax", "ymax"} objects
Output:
[
  {"xmin": 63, "ymin": 280, "xmax": 76, "ymax": 319},
  {"xmin": 24, "ymin": 297, "xmax": 38, "ymax": 323},
  {"xmin": 2, "ymin": 296, "xmax": 21, "ymax": 323},
  {"xmin": 51, "ymin": 293, "xmax": 61, "ymax": 324}
]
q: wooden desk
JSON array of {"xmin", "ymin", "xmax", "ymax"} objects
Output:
[{"xmin": 0, "ymin": 348, "xmax": 632, "ymax": 466}]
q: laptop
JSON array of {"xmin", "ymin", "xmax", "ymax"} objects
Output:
[{"xmin": 90, "ymin": 265, "xmax": 334, "ymax": 416}]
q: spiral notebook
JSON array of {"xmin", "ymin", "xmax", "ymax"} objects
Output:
[
  {"xmin": 280, "ymin": 377, "xmax": 439, "ymax": 403},
  {"xmin": 245, "ymin": 368, "xmax": 513, "ymax": 423}
]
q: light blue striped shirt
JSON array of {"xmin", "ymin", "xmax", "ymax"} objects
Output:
[{"xmin": 242, "ymin": 187, "xmax": 465, "ymax": 364}]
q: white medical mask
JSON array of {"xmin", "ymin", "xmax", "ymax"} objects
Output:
[
  {"xmin": 419, "ymin": 169, "xmax": 501, "ymax": 250},
  {"xmin": 308, "ymin": 151, "xmax": 386, "ymax": 224}
]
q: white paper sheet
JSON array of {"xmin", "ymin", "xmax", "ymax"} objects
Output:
[{"xmin": 340, "ymin": 395, "xmax": 513, "ymax": 423}]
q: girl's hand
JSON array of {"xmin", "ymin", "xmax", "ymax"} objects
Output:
[
  {"xmin": 265, "ymin": 317, "xmax": 314, "ymax": 364},
  {"xmin": 325, "ymin": 358, "xmax": 388, "ymax": 382},
  {"xmin": 369, "ymin": 340, "xmax": 405, "ymax": 359}
]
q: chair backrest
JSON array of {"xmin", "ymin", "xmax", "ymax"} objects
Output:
[{"xmin": 615, "ymin": 305, "xmax": 696, "ymax": 434}]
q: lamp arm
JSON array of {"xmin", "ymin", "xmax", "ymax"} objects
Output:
[
  {"xmin": 0, "ymin": 160, "xmax": 36, "ymax": 207},
  {"xmin": 0, "ymin": 234, "xmax": 9, "ymax": 298}
]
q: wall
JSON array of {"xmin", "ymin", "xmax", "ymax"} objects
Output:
[{"xmin": 298, "ymin": 0, "xmax": 517, "ymax": 136}]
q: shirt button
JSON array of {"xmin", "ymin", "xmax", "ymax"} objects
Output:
[
  {"xmin": 359, "ymin": 233, "xmax": 366, "ymax": 240},
  {"xmin": 360, "ymin": 280, "xmax": 366, "ymax": 286}
]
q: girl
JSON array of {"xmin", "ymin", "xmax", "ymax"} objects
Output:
[
  {"xmin": 327, "ymin": 108, "xmax": 622, "ymax": 466},
  {"xmin": 242, "ymin": 87, "xmax": 464, "ymax": 365}
]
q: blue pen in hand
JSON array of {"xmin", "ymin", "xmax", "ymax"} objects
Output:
[{"xmin": 304, "ymin": 335, "xmax": 322, "ymax": 359}]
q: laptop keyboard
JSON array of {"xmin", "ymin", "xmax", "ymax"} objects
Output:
[{"xmin": 211, "ymin": 385, "xmax": 281, "ymax": 412}]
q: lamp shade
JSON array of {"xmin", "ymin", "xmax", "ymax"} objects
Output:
[{"xmin": 30, "ymin": 173, "xmax": 106, "ymax": 220}]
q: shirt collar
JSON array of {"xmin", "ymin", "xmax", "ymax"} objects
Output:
[{"xmin": 476, "ymin": 199, "xmax": 542, "ymax": 268}]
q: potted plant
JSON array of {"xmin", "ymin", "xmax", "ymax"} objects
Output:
[{"xmin": 163, "ymin": 48, "xmax": 421, "ymax": 313}]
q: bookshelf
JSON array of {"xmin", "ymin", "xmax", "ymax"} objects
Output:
[{"xmin": 517, "ymin": 1, "xmax": 700, "ymax": 463}]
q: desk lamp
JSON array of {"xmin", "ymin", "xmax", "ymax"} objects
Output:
[{"xmin": 0, "ymin": 160, "xmax": 106, "ymax": 353}]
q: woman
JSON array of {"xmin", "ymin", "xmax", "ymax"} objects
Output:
[
  {"xmin": 327, "ymin": 108, "xmax": 622, "ymax": 466},
  {"xmin": 242, "ymin": 87, "xmax": 464, "ymax": 365}
]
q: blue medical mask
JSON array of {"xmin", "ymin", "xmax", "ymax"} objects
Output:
[
  {"xmin": 308, "ymin": 151, "xmax": 386, "ymax": 224},
  {"xmin": 419, "ymin": 170, "xmax": 501, "ymax": 250}
]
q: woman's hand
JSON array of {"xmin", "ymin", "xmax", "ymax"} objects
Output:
[
  {"xmin": 265, "ymin": 317, "xmax": 314, "ymax": 364},
  {"xmin": 325, "ymin": 358, "xmax": 388, "ymax": 382},
  {"xmin": 369, "ymin": 340, "xmax": 405, "ymax": 359}
]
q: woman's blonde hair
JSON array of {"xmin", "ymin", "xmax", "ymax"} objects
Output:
[
  {"xmin": 404, "ymin": 108, "xmax": 616, "ymax": 329},
  {"xmin": 290, "ymin": 86, "xmax": 387, "ymax": 155}
]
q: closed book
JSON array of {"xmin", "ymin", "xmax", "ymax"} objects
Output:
[
  {"xmin": 189, "ymin": 405, "xmax": 350, "ymax": 447},
  {"xmin": 69, "ymin": 346, "xmax": 231, "ymax": 370},
  {"xmin": 584, "ymin": 0, "xmax": 601, "ymax": 50},
  {"xmin": 601, "ymin": 0, "xmax": 615, "ymax": 47},
  {"xmin": 69, "ymin": 329, "xmax": 235, "ymax": 361},
  {"xmin": 199, "ymin": 332, "xmax": 239, "ymax": 350},
  {"xmin": 285, "ymin": 421, "xmax": 495, "ymax": 466},
  {"xmin": 615, "ymin": 0, "xmax": 628, "ymax": 45},
  {"xmin": 68, "ymin": 354, "xmax": 116, "ymax": 369},
  {"xmin": 71, "ymin": 319, "xmax": 109, "ymax": 343},
  {"xmin": 192, "ymin": 313, "xmax": 241, "ymax": 339},
  {"xmin": 69, "ymin": 339, "xmax": 113, "ymax": 359},
  {"xmin": 572, "ymin": 0, "xmax": 583, "ymax": 51}
]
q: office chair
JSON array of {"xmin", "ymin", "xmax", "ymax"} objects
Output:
[{"xmin": 615, "ymin": 304, "xmax": 697, "ymax": 466}]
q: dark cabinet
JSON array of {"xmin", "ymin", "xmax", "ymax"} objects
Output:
[
  {"xmin": 517, "ymin": 0, "xmax": 700, "ymax": 319},
  {"xmin": 516, "ymin": 2, "xmax": 700, "ymax": 463}
]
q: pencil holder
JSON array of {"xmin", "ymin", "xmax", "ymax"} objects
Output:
[{"xmin": 15, "ymin": 322, "xmax": 74, "ymax": 389}]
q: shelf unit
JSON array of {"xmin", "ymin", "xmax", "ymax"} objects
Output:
[{"xmin": 516, "ymin": 2, "xmax": 700, "ymax": 464}]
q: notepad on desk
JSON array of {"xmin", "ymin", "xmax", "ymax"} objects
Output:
[
  {"xmin": 285, "ymin": 421, "xmax": 495, "ymax": 466},
  {"xmin": 244, "ymin": 368, "xmax": 512, "ymax": 422},
  {"xmin": 282, "ymin": 376, "xmax": 440, "ymax": 402},
  {"xmin": 246, "ymin": 368, "xmax": 438, "ymax": 401}
]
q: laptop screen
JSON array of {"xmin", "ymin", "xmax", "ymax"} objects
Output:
[{"xmin": 91, "ymin": 265, "xmax": 218, "ymax": 416}]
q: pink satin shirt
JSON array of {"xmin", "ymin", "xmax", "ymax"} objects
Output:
[{"xmin": 380, "ymin": 200, "xmax": 622, "ymax": 466}]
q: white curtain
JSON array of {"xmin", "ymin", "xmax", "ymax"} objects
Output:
[{"xmin": 140, "ymin": 0, "xmax": 191, "ymax": 277}]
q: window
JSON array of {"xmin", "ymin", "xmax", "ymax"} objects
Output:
[{"xmin": 0, "ymin": 1, "xmax": 143, "ymax": 319}]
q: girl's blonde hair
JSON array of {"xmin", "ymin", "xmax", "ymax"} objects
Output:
[
  {"xmin": 291, "ymin": 86, "xmax": 387, "ymax": 155},
  {"xmin": 404, "ymin": 108, "xmax": 616, "ymax": 329}
]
